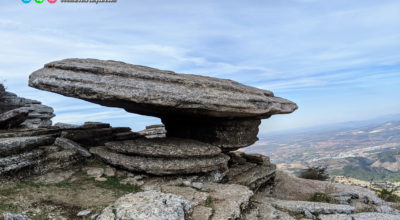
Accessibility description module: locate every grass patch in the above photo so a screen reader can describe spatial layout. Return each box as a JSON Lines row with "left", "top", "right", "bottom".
{"left": 0, "top": 200, "right": 20, "bottom": 213}
{"left": 309, "top": 192, "right": 338, "bottom": 204}
{"left": 32, "top": 213, "right": 49, "bottom": 220}
{"left": 94, "top": 177, "right": 141, "bottom": 196}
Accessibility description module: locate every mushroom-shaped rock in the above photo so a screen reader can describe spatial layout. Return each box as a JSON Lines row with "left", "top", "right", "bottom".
{"left": 29, "top": 58, "right": 298, "bottom": 150}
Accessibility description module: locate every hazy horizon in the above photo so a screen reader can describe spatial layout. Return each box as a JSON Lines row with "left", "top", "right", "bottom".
{"left": 1, "top": 0, "right": 399, "bottom": 133}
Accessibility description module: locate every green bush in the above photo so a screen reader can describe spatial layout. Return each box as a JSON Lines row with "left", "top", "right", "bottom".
{"left": 375, "top": 187, "right": 400, "bottom": 202}
{"left": 309, "top": 192, "right": 338, "bottom": 204}
{"left": 299, "top": 166, "right": 329, "bottom": 181}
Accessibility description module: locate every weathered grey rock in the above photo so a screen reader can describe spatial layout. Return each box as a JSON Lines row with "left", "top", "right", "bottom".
{"left": 90, "top": 146, "right": 229, "bottom": 175}
{"left": 0, "top": 128, "right": 61, "bottom": 139}
{"left": 86, "top": 167, "right": 105, "bottom": 178}
{"left": 29, "top": 58, "right": 297, "bottom": 119}
{"left": 319, "top": 213, "right": 400, "bottom": 220}
{"left": 318, "top": 214, "right": 352, "bottom": 220}
{"left": 242, "top": 203, "right": 296, "bottom": 220}
{"left": 77, "top": 210, "right": 92, "bottom": 217}
{"left": 54, "top": 122, "right": 79, "bottom": 129}
{"left": 351, "top": 212, "right": 400, "bottom": 220}
{"left": 60, "top": 128, "right": 113, "bottom": 147}
{"left": 3, "top": 213, "right": 32, "bottom": 220}
{"left": 0, "top": 107, "right": 30, "bottom": 129}
{"left": 0, "top": 135, "right": 55, "bottom": 157}
{"left": 329, "top": 192, "right": 359, "bottom": 205}
{"left": 105, "top": 137, "right": 221, "bottom": 158}
{"left": 163, "top": 117, "right": 261, "bottom": 151}
{"left": 0, "top": 91, "right": 54, "bottom": 128}
{"left": 265, "top": 198, "right": 355, "bottom": 215}
{"left": 0, "top": 149, "right": 44, "bottom": 175}
{"left": 29, "top": 59, "right": 297, "bottom": 150}
{"left": 96, "top": 191, "right": 192, "bottom": 220}
{"left": 55, "top": 137, "right": 91, "bottom": 157}
{"left": 226, "top": 152, "right": 276, "bottom": 191}
{"left": 202, "top": 183, "right": 253, "bottom": 220}
{"left": 138, "top": 124, "right": 166, "bottom": 139}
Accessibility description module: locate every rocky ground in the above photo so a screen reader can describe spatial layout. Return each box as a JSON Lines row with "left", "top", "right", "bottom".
{"left": 1, "top": 168, "right": 400, "bottom": 219}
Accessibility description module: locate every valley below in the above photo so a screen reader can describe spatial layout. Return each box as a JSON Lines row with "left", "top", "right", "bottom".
{"left": 246, "top": 119, "right": 400, "bottom": 187}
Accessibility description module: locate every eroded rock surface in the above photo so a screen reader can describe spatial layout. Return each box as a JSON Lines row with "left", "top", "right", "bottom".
{"left": 90, "top": 146, "right": 229, "bottom": 175}
{"left": 29, "top": 58, "right": 297, "bottom": 119}
{"left": 96, "top": 191, "right": 192, "bottom": 220}
{"left": 105, "top": 137, "right": 221, "bottom": 158}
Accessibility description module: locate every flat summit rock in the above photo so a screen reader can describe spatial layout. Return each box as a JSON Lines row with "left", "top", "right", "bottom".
{"left": 29, "top": 58, "right": 297, "bottom": 119}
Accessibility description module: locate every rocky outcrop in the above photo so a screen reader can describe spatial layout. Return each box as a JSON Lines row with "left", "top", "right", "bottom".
{"left": 104, "top": 138, "right": 221, "bottom": 158}
{"left": 29, "top": 58, "right": 297, "bottom": 119}
{"left": 90, "top": 146, "right": 229, "bottom": 175}
{"left": 29, "top": 58, "right": 297, "bottom": 151}
{"left": 96, "top": 191, "right": 192, "bottom": 220}
{"left": 0, "top": 89, "right": 54, "bottom": 129}
{"left": 225, "top": 152, "right": 276, "bottom": 191}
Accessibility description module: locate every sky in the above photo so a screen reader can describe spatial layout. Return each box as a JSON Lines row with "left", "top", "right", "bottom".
{"left": 0, "top": 0, "right": 399, "bottom": 134}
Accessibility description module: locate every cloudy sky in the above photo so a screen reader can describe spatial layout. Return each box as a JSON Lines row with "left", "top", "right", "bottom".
{"left": 0, "top": 0, "right": 399, "bottom": 134}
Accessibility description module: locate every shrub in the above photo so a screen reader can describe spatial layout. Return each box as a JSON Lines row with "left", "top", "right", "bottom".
{"left": 299, "top": 166, "right": 329, "bottom": 181}
{"left": 375, "top": 187, "right": 400, "bottom": 202}
{"left": 309, "top": 192, "right": 338, "bottom": 204}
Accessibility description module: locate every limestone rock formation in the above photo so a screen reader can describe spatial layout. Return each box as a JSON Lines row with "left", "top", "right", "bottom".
{"left": 104, "top": 138, "right": 221, "bottom": 158}
{"left": 226, "top": 152, "right": 276, "bottom": 191}
{"left": 0, "top": 107, "right": 30, "bottom": 129}
{"left": 29, "top": 58, "right": 297, "bottom": 150}
{"left": 90, "top": 146, "right": 229, "bottom": 175}
{"left": 96, "top": 191, "right": 192, "bottom": 220}
{"left": 0, "top": 85, "right": 54, "bottom": 128}
{"left": 29, "top": 58, "right": 297, "bottom": 118}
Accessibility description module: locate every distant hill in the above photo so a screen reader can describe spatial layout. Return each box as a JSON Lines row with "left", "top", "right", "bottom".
{"left": 246, "top": 118, "right": 400, "bottom": 182}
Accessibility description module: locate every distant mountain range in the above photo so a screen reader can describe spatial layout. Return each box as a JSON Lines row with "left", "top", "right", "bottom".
{"left": 246, "top": 115, "right": 400, "bottom": 182}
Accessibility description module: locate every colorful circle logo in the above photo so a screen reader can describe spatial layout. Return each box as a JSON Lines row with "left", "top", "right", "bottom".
{"left": 22, "top": 0, "right": 31, "bottom": 3}
{"left": 48, "top": 0, "right": 57, "bottom": 3}
{"left": 35, "top": 0, "right": 44, "bottom": 3}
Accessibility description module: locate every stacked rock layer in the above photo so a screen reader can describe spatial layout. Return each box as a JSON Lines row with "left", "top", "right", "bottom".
{"left": 0, "top": 84, "right": 54, "bottom": 129}
{"left": 28, "top": 58, "right": 297, "bottom": 179}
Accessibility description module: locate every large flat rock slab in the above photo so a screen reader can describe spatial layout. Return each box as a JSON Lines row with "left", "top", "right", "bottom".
{"left": 105, "top": 137, "right": 221, "bottom": 158}
{"left": 90, "top": 147, "right": 229, "bottom": 175}
{"left": 29, "top": 58, "right": 297, "bottom": 119}
{"left": 0, "top": 135, "right": 55, "bottom": 157}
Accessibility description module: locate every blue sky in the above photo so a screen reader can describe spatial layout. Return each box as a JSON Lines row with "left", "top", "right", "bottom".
{"left": 0, "top": 0, "right": 399, "bottom": 133}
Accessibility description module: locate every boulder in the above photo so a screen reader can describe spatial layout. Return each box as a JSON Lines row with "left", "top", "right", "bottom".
{"left": 105, "top": 137, "right": 221, "bottom": 158}
{"left": 96, "top": 191, "right": 192, "bottom": 220}
{"left": 90, "top": 146, "right": 229, "bottom": 175}
{"left": 0, "top": 107, "right": 30, "bottom": 129}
